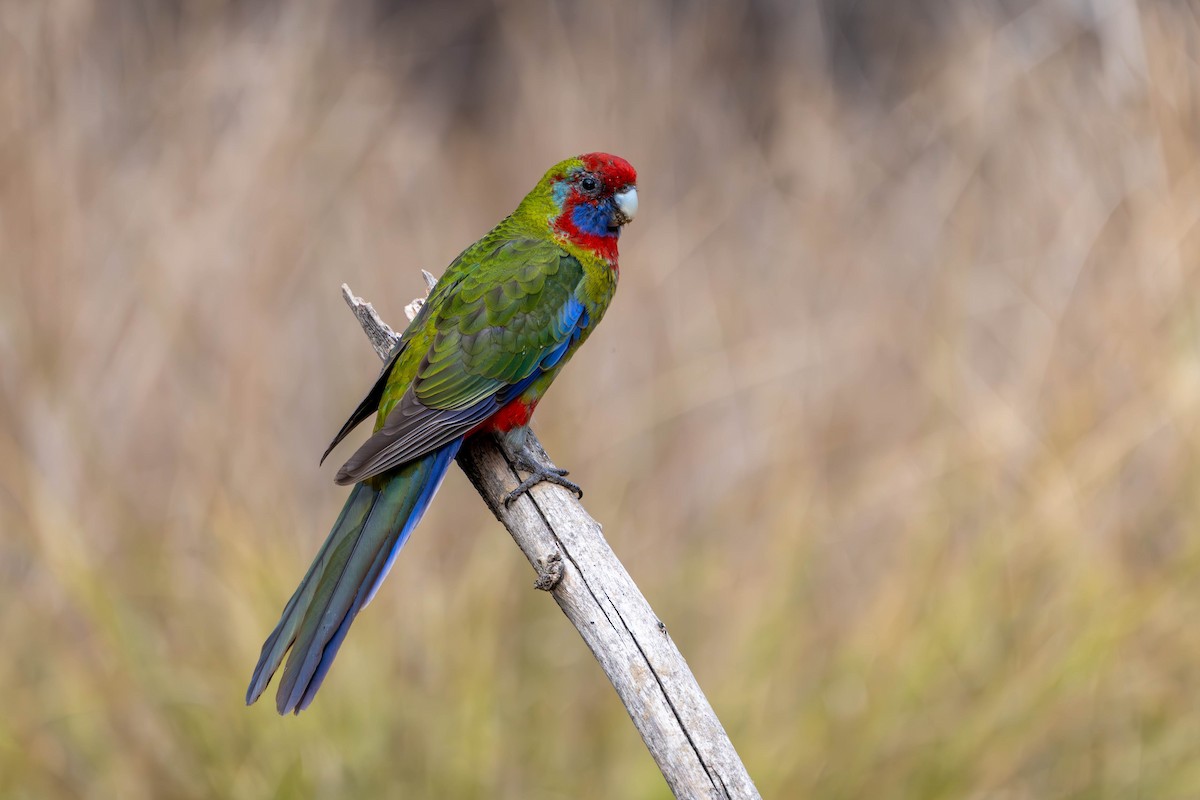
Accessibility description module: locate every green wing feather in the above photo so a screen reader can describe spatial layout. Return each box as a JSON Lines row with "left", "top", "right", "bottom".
{"left": 332, "top": 237, "right": 585, "bottom": 485}
{"left": 414, "top": 239, "right": 577, "bottom": 409}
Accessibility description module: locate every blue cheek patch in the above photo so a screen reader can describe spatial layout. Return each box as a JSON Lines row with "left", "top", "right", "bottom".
{"left": 571, "top": 200, "right": 617, "bottom": 238}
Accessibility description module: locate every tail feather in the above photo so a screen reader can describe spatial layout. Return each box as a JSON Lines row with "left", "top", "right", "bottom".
{"left": 245, "top": 483, "right": 375, "bottom": 706}
{"left": 246, "top": 439, "right": 462, "bottom": 714}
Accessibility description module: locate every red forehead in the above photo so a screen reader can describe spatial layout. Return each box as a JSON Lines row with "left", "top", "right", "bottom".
{"left": 580, "top": 152, "right": 637, "bottom": 187}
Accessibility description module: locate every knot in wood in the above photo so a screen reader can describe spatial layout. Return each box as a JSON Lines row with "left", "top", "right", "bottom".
{"left": 533, "top": 551, "right": 565, "bottom": 591}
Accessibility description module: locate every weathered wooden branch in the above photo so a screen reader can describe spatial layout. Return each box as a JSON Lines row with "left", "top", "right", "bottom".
{"left": 341, "top": 283, "right": 760, "bottom": 800}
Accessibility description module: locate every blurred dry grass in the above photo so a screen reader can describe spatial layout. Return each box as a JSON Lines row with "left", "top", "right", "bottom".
{"left": 3, "top": 0, "right": 1200, "bottom": 797}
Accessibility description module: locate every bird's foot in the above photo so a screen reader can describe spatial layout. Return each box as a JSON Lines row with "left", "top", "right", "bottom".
{"left": 503, "top": 445, "right": 583, "bottom": 506}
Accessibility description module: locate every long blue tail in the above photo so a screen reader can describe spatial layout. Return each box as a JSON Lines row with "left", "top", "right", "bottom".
{"left": 246, "top": 439, "right": 462, "bottom": 714}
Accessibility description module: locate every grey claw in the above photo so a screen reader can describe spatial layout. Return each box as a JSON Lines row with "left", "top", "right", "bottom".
{"left": 504, "top": 469, "right": 583, "bottom": 506}
{"left": 498, "top": 433, "right": 584, "bottom": 506}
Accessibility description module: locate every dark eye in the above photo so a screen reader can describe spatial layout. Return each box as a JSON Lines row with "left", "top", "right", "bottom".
{"left": 580, "top": 175, "right": 599, "bottom": 193}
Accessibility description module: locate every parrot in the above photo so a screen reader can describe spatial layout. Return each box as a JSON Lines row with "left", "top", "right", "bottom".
{"left": 246, "top": 152, "right": 638, "bottom": 715}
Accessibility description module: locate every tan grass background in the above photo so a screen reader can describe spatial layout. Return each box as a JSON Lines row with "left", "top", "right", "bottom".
{"left": 3, "top": 1, "right": 1200, "bottom": 797}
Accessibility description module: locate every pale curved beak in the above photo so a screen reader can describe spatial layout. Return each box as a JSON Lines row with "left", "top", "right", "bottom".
{"left": 613, "top": 185, "right": 638, "bottom": 225}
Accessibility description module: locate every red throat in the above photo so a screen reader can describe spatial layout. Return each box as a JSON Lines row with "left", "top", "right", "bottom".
{"left": 552, "top": 214, "right": 621, "bottom": 263}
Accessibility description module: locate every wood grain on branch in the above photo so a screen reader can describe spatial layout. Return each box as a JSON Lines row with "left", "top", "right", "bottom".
{"left": 340, "top": 282, "right": 760, "bottom": 800}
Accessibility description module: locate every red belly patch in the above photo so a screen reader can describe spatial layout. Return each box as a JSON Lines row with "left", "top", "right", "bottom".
{"left": 469, "top": 397, "right": 540, "bottom": 435}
